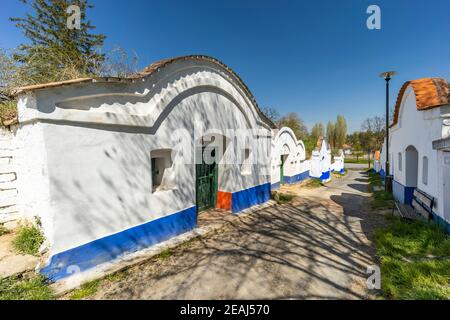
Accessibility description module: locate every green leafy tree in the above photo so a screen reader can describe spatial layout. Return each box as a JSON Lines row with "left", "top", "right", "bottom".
{"left": 278, "top": 112, "right": 309, "bottom": 140}
{"left": 10, "top": 0, "right": 106, "bottom": 84}
{"left": 334, "top": 115, "right": 347, "bottom": 149}
{"left": 326, "top": 121, "right": 335, "bottom": 149}
{"left": 361, "top": 115, "right": 385, "bottom": 150}
{"left": 311, "top": 122, "right": 324, "bottom": 144}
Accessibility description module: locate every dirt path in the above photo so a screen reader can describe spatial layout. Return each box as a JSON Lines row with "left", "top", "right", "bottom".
{"left": 88, "top": 170, "right": 386, "bottom": 300}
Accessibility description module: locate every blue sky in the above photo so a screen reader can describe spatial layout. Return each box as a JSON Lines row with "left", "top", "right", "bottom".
{"left": 1, "top": 0, "right": 450, "bottom": 132}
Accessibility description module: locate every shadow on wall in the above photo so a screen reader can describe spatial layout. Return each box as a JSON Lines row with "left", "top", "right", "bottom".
{"left": 40, "top": 71, "right": 271, "bottom": 280}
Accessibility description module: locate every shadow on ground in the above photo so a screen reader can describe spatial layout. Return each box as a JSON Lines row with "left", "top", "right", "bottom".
{"left": 88, "top": 171, "right": 387, "bottom": 300}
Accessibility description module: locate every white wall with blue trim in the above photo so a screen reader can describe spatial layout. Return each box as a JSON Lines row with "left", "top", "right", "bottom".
{"left": 15, "top": 57, "right": 274, "bottom": 280}
{"left": 382, "top": 83, "right": 450, "bottom": 233}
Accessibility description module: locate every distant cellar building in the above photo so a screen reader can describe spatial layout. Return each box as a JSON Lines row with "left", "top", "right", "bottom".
{"left": 310, "top": 137, "right": 332, "bottom": 183}
{"left": 270, "top": 127, "right": 309, "bottom": 189}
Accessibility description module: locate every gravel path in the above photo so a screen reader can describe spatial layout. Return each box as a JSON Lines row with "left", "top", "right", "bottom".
{"left": 88, "top": 170, "right": 386, "bottom": 300}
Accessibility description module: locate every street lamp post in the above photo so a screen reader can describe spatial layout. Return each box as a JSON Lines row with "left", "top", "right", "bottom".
{"left": 379, "top": 71, "right": 396, "bottom": 192}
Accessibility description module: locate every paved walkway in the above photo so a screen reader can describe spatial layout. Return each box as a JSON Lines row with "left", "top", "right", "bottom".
{"left": 89, "top": 170, "right": 386, "bottom": 300}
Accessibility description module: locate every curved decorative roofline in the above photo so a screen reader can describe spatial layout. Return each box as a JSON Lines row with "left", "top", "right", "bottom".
{"left": 274, "top": 126, "right": 298, "bottom": 143}
{"left": 391, "top": 77, "right": 449, "bottom": 127}
{"left": 14, "top": 55, "right": 276, "bottom": 129}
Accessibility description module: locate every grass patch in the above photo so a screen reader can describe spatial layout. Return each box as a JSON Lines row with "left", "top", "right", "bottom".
{"left": 271, "top": 191, "right": 296, "bottom": 204}
{"left": 105, "top": 270, "right": 129, "bottom": 282}
{"left": 277, "top": 192, "right": 296, "bottom": 204}
{"left": 367, "top": 171, "right": 394, "bottom": 209}
{"left": 0, "top": 100, "right": 18, "bottom": 126}
{"left": 0, "top": 274, "right": 54, "bottom": 300}
{"left": 332, "top": 170, "right": 347, "bottom": 178}
{"left": 345, "top": 158, "right": 369, "bottom": 164}
{"left": 156, "top": 248, "right": 173, "bottom": 260}
{"left": 0, "top": 225, "right": 10, "bottom": 236}
{"left": 367, "top": 171, "right": 382, "bottom": 187}
{"left": 69, "top": 279, "right": 100, "bottom": 300}
{"left": 303, "top": 179, "right": 323, "bottom": 189}
{"left": 372, "top": 190, "right": 394, "bottom": 209}
{"left": 13, "top": 224, "right": 45, "bottom": 256}
{"left": 374, "top": 216, "right": 450, "bottom": 299}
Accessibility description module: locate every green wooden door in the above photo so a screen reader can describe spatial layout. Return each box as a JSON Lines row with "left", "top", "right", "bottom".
{"left": 196, "top": 147, "right": 218, "bottom": 212}
{"left": 280, "top": 156, "right": 285, "bottom": 185}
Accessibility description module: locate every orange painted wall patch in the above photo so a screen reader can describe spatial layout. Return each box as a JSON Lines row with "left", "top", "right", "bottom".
{"left": 217, "top": 191, "right": 232, "bottom": 211}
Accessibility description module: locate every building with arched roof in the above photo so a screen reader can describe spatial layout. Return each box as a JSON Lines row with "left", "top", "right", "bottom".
{"left": 270, "top": 127, "right": 309, "bottom": 189}
{"left": 331, "top": 149, "right": 345, "bottom": 174}
{"left": 310, "top": 137, "right": 332, "bottom": 182}
{"left": 387, "top": 77, "right": 450, "bottom": 233}
{"left": 14, "top": 55, "right": 276, "bottom": 280}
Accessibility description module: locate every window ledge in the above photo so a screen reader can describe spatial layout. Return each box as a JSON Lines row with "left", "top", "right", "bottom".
{"left": 152, "top": 185, "right": 178, "bottom": 194}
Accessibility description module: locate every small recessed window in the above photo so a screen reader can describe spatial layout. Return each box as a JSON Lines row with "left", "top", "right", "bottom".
{"left": 151, "top": 149, "right": 173, "bottom": 192}
{"left": 422, "top": 156, "right": 428, "bottom": 185}
{"left": 398, "top": 152, "right": 402, "bottom": 171}
{"left": 241, "top": 148, "right": 251, "bottom": 175}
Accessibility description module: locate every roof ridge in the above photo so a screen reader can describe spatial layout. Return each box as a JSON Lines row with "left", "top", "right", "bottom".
{"left": 391, "top": 77, "right": 449, "bottom": 128}
{"left": 13, "top": 55, "right": 276, "bottom": 129}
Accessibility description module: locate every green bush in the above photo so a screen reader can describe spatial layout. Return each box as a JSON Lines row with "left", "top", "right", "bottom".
{"left": 13, "top": 224, "right": 45, "bottom": 256}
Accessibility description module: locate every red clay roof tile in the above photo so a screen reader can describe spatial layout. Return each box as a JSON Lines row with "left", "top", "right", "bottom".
{"left": 391, "top": 77, "right": 449, "bottom": 127}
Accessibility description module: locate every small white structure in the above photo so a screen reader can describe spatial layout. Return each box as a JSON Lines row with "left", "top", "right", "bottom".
{"left": 310, "top": 137, "right": 332, "bottom": 182}
{"left": 13, "top": 55, "right": 276, "bottom": 280}
{"left": 373, "top": 150, "right": 381, "bottom": 173}
{"left": 270, "top": 127, "right": 309, "bottom": 189}
{"left": 387, "top": 77, "right": 450, "bottom": 233}
{"left": 331, "top": 149, "right": 345, "bottom": 174}
{"left": 377, "top": 139, "right": 388, "bottom": 177}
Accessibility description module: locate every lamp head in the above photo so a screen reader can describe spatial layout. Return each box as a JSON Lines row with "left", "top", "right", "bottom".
{"left": 379, "top": 71, "right": 397, "bottom": 80}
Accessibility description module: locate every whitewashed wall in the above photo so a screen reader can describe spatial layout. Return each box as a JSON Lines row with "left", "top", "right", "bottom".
{"left": 16, "top": 58, "right": 273, "bottom": 270}
{"left": 0, "top": 127, "right": 19, "bottom": 226}
{"left": 389, "top": 85, "right": 449, "bottom": 221}
{"left": 310, "top": 139, "right": 331, "bottom": 181}
{"left": 331, "top": 151, "right": 345, "bottom": 173}
{"left": 270, "top": 127, "right": 308, "bottom": 186}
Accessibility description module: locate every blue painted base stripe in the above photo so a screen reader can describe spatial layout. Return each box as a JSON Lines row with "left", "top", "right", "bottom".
{"left": 320, "top": 170, "right": 331, "bottom": 182}
{"left": 232, "top": 183, "right": 271, "bottom": 213}
{"left": 271, "top": 182, "right": 280, "bottom": 190}
{"left": 40, "top": 206, "right": 197, "bottom": 281}
{"left": 392, "top": 180, "right": 416, "bottom": 205}
{"left": 431, "top": 212, "right": 450, "bottom": 235}
{"left": 283, "top": 171, "right": 310, "bottom": 185}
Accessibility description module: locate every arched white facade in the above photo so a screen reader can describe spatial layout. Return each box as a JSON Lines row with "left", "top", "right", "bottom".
{"left": 331, "top": 149, "right": 345, "bottom": 174}
{"left": 387, "top": 78, "right": 450, "bottom": 233}
{"left": 15, "top": 56, "right": 275, "bottom": 280}
{"left": 310, "top": 138, "right": 332, "bottom": 182}
{"left": 270, "top": 127, "right": 310, "bottom": 188}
